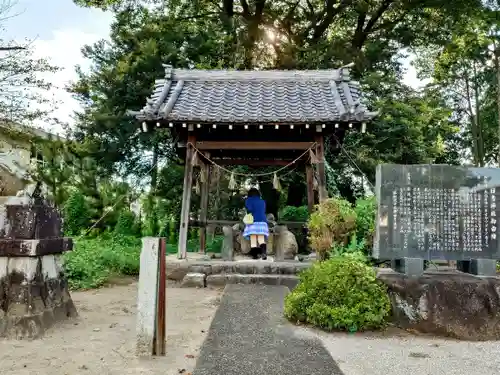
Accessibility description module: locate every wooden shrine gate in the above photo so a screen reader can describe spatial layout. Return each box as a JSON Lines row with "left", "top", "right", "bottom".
{"left": 130, "top": 66, "right": 376, "bottom": 260}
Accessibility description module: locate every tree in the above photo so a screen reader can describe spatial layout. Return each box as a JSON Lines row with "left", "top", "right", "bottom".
{"left": 67, "top": 0, "right": 487, "bottom": 212}
{"left": 0, "top": 0, "right": 60, "bottom": 125}
{"left": 413, "top": 7, "right": 500, "bottom": 166}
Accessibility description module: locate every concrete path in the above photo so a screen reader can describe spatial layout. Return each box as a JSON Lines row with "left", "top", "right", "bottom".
{"left": 192, "top": 284, "right": 344, "bottom": 375}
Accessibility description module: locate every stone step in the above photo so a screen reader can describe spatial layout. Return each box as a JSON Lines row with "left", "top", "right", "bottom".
{"left": 181, "top": 272, "right": 300, "bottom": 289}
{"left": 167, "top": 260, "right": 311, "bottom": 281}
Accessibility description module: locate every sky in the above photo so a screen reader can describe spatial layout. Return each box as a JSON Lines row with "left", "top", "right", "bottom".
{"left": 1, "top": 0, "right": 423, "bottom": 134}
{"left": 2, "top": 0, "right": 113, "bottom": 133}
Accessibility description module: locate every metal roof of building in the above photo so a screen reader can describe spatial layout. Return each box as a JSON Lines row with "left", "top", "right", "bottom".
{"left": 131, "top": 65, "right": 377, "bottom": 124}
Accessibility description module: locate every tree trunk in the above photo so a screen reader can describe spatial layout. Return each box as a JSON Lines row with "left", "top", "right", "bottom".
{"left": 472, "top": 63, "right": 485, "bottom": 166}
{"left": 495, "top": 40, "right": 500, "bottom": 167}
{"left": 464, "top": 74, "right": 480, "bottom": 166}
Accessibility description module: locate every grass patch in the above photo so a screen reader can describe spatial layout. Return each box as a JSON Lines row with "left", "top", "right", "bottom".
{"left": 64, "top": 234, "right": 141, "bottom": 290}
{"left": 64, "top": 234, "right": 223, "bottom": 290}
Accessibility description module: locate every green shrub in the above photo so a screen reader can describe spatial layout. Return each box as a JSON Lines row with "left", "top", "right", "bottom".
{"left": 331, "top": 234, "right": 368, "bottom": 263}
{"left": 307, "top": 198, "right": 356, "bottom": 259}
{"left": 279, "top": 205, "right": 309, "bottom": 222}
{"left": 114, "top": 209, "right": 140, "bottom": 237}
{"left": 354, "top": 196, "right": 377, "bottom": 249}
{"left": 63, "top": 190, "right": 90, "bottom": 236}
{"left": 284, "top": 257, "right": 391, "bottom": 332}
{"left": 64, "top": 234, "right": 141, "bottom": 290}
{"left": 206, "top": 235, "right": 223, "bottom": 253}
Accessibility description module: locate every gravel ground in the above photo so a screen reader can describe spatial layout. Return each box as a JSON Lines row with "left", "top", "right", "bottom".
{"left": 2, "top": 281, "right": 500, "bottom": 375}
{"left": 0, "top": 280, "right": 222, "bottom": 375}
{"left": 297, "top": 327, "right": 500, "bottom": 375}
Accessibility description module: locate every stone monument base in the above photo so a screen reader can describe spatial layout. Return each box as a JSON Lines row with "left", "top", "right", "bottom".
{"left": 377, "top": 268, "right": 500, "bottom": 340}
{"left": 0, "top": 242, "right": 77, "bottom": 339}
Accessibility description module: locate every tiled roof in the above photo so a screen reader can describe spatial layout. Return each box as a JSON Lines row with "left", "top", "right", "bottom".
{"left": 131, "top": 65, "right": 377, "bottom": 124}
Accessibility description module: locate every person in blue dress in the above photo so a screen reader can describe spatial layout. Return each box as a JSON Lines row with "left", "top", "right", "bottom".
{"left": 243, "top": 188, "right": 268, "bottom": 260}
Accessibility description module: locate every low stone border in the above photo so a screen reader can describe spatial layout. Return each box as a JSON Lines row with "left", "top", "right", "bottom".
{"left": 167, "top": 260, "right": 311, "bottom": 282}
{"left": 179, "top": 272, "right": 300, "bottom": 289}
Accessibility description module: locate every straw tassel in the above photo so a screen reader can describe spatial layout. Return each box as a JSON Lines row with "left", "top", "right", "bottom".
{"left": 273, "top": 172, "right": 282, "bottom": 191}
{"left": 228, "top": 172, "right": 237, "bottom": 190}
{"left": 309, "top": 149, "right": 319, "bottom": 164}
{"left": 313, "top": 176, "right": 318, "bottom": 191}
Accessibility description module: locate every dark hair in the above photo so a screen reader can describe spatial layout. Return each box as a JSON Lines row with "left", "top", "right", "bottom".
{"left": 247, "top": 188, "right": 261, "bottom": 197}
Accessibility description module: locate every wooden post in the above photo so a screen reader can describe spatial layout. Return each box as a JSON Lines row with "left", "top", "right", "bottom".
{"left": 154, "top": 237, "right": 166, "bottom": 355}
{"left": 199, "top": 156, "right": 211, "bottom": 253}
{"left": 306, "top": 163, "right": 315, "bottom": 213}
{"left": 315, "top": 134, "right": 328, "bottom": 202}
{"left": 178, "top": 135, "right": 196, "bottom": 259}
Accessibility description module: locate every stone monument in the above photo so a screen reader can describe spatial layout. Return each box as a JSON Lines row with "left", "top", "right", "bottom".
{"left": 374, "top": 164, "right": 500, "bottom": 276}
{"left": 373, "top": 164, "right": 500, "bottom": 340}
{"left": 0, "top": 124, "right": 77, "bottom": 339}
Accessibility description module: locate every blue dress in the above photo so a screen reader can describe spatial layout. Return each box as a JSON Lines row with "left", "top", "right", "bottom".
{"left": 243, "top": 196, "right": 269, "bottom": 239}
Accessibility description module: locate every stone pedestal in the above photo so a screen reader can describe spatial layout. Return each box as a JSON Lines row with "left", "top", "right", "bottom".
{"left": 378, "top": 268, "right": 500, "bottom": 340}
{"left": 0, "top": 201, "right": 77, "bottom": 339}
{"left": 273, "top": 225, "right": 298, "bottom": 261}
{"left": 221, "top": 226, "right": 234, "bottom": 261}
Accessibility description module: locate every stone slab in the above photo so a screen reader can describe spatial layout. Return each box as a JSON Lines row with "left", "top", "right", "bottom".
{"left": 181, "top": 272, "right": 206, "bottom": 288}
{"left": 0, "top": 238, "right": 73, "bottom": 257}
{"left": 192, "top": 284, "right": 343, "bottom": 375}
{"left": 374, "top": 164, "right": 500, "bottom": 261}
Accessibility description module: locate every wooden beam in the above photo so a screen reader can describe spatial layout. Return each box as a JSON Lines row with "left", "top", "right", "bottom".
{"left": 211, "top": 159, "right": 297, "bottom": 166}
{"left": 315, "top": 134, "right": 328, "bottom": 202}
{"left": 306, "top": 164, "right": 315, "bottom": 212}
{"left": 189, "top": 219, "right": 307, "bottom": 229}
{"left": 195, "top": 141, "right": 314, "bottom": 150}
{"left": 178, "top": 134, "right": 196, "bottom": 259}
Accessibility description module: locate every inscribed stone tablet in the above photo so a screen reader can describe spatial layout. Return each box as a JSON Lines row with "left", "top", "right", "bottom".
{"left": 373, "top": 164, "right": 500, "bottom": 261}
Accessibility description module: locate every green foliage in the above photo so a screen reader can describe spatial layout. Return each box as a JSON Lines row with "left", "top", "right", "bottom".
{"left": 206, "top": 235, "right": 223, "bottom": 253}
{"left": 114, "top": 209, "right": 140, "bottom": 236}
{"left": 307, "top": 198, "right": 357, "bottom": 259}
{"left": 67, "top": 0, "right": 488, "bottom": 218}
{"left": 284, "top": 257, "right": 391, "bottom": 332}
{"left": 330, "top": 235, "right": 369, "bottom": 264}
{"left": 279, "top": 205, "right": 309, "bottom": 222}
{"left": 63, "top": 190, "right": 91, "bottom": 236}
{"left": 64, "top": 234, "right": 141, "bottom": 289}
{"left": 354, "top": 196, "right": 377, "bottom": 249}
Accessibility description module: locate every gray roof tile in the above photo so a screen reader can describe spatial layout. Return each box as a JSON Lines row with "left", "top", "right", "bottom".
{"left": 132, "top": 66, "right": 377, "bottom": 123}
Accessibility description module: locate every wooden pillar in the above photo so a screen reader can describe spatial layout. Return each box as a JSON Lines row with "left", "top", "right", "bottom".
{"left": 199, "top": 155, "right": 211, "bottom": 253}
{"left": 306, "top": 163, "right": 315, "bottom": 213}
{"left": 178, "top": 135, "right": 196, "bottom": 259}
{"left": 315, "top": 134, "right": 328, "bottom": 202}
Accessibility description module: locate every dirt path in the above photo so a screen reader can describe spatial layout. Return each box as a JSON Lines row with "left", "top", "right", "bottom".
{"left": 1, "top": 281, "right": 222, "bottom": 375}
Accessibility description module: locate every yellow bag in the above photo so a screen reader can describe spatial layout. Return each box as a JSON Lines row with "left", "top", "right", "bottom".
{"left": 243, "top": 213, "right": 254, "bottom": 225}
